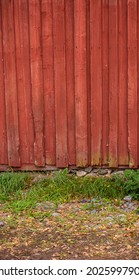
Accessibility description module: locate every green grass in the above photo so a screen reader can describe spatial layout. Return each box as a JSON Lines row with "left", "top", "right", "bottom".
{"left": 0, "top": 169, "right": 138, "bottom": 214}
{"left": 0, "top": 172, "right": 31, "bottom": 201}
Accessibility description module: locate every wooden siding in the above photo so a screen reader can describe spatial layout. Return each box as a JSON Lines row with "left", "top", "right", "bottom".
{"left": 0, "top": 0, "right": 139, "bottom": 170}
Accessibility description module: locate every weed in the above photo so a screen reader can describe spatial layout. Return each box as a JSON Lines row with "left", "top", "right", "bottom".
{"left": 123, "top": 170, "right": 139, "bottom": 200}
{"left": 110, "top": 169, "right": 139, "bottom": 200}
{"left": 29, "top": 211, "right": 51, "bottom": 220}
{"left": 81, "top": 202, "right": 95, "bottom": 211}
{"left": 6, "top": 216, "right": 17, "bottom": 229}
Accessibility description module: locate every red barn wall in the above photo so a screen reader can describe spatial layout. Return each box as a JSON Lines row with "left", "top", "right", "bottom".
{"left": 0, "top": 0, "right": 138, "bottom": 170}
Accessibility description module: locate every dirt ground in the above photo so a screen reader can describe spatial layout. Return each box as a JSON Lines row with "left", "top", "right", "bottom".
{"left": 0, "top": 200, "right": 139, "bottom": 260}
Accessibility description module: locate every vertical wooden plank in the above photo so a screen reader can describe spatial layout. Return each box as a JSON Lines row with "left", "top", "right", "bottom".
{"left": 65, "top": 0, "right": 75, "bottom": 166}
{"left": 41, "top": 0, "right": 56, "bottom": 165}
{"left": 102, "top": 0, "right": 109, "bottom": 166}
{"left": 118, "top": 0, "right": 128, "bottom": 165}
{"left": 128, "top": 0, "right": 137, "bottom": 168}
{"left": 74, "top": 0, "right": 88, "bottom": 167}
{"left": 14, "top": 0, "right": 34, "bottom": 164}
{"left": 90, "top": 0, "right": 102, "bottom": 166}
{"left": 52, "top": 0, "right": 68, "bottom": 167}
{"left": 1, "top": 0, "right": 20, "bottom": 167}
{"left": 138, "top": 0, "right": 139, "bottom": 167}
{"left": 109, "top": 0, "right": 118, "bottom": 167}
{"left": 86, "top": 0, "right": 91, "bottom": 166}
{"left": 29, "top": 0, "right": 45, "bottom": 166}
{"left": 0, "top": 1, "right": 7, "bottom": 164}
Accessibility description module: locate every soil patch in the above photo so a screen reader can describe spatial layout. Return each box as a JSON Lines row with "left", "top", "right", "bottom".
{"left": 0, "top": 200, "right": 139, "bottom": 259}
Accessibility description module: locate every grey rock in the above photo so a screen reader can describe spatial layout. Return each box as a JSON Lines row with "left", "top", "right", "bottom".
{"left": 46, "top": 166, "right": 58, "bottom": 171}
{"left": 86, "top": 172, "right": 98, "bottom": 178}
{"left": 118, "top": 214, "right": 126, "bottom": 217}
{"left": 117, "top": 214, "right": 127, "bottom": 222}
{"left": 0, "top": 221, "right": 4, "bottom": 226}
{"left": 93, "top": 202, "right": 102, "bottom": 207}
{"left": 36, "top": 203, "right": 42, "bottom": 207}
{"left": 93, "top": 224, "right": 101, "bottom": 229}
{"left": 108, "top": 222, "right": 113, "bottom": 226}
{"left": 79, "top": 199, "right": 91, "bottom": 203}
{"left": 105, "top": 216, "right": 114, "bottom": 221}
{"left": 134, "top": 221, "right": 139, "bottom": 227}
{"left": 44, "top": 206, "right": 50, "bottom": 210}
{"left": 132, "top": 204, "right": 138, "bottom": 210}
{"left": 69, "top": 167, "right": 78, "bottom": 170}
{"left": 108, "top": 169, "right": 114, "bottom": 174}
{"left": 112, "top": 170, "right": 124, "bottom": 176}
{"left": 85, "top": 166, "right": 92, "bottom": 173}
{"left": 69, "top": 170, "right": 77, "bottom": 174}
{"left": 125, "top": 202, "right": 130, "bottom": 206}
{"left": 98, "top": 169, "right": 108, "bottom": 175}
{"left": 91, "top": 198, "right": 98, "bottom": 203}
{"left": 36, "top": 201, "right": 55, "bottom": 211}
{"left": 120, "top": 203, "right": 128, "bottom": 209}
{"left": 121, "top": 201, "right": 138, "bottom": 212}
{"left": 73, "top": 207, "right": 80, "bottom": 212}
{"left": 45, "top": 201, "right": 55, "bottom": 207}
{"left": 119, "top": 218, "right": 126, "bottom": 222}
{"left": 69, "top": 167, "right": 80, "bottom": 174}
{"left": 124, "top": 208, "right": 132, "bottom": 213}
{"left": 91, "top": 210, "right": 97, "bottom": 214}
{"left": 124, "top": 195, "right": 132, "bottom": 203}
{"left": 52, "top": 212, "right": 61, "bottom": 217}
{"left": 126, "top": 202, "right": 135, "bottom": 209}
{"left": 76, "top": 170, "right": 87, "bottom": 177}
{"left": 92, "top": 169, "right": 100, "bottom": 173}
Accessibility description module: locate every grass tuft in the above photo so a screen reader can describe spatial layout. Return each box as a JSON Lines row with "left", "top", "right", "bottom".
{"left": 0, "top": 169, "right": 139, "bottom": 214}
{"left": 0, "top": 172, "right": 31, "bottom": 202}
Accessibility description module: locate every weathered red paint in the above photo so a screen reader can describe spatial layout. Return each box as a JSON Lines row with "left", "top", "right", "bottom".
{"left": 0, "top": 1, "right": 7, "bottom": 164}
{"left": 90, "top": 0, "right": 102, "bottom": 166}
{"left": 102, "top": 0, "right": 109, "bottom": 166}
{"left": 52, "top": 0, "right": 68, "bottom": 167}
{"left": 29, "top": 0, "right": 45, "bottom": 166}
{"left": 109, "top": 0, "right": 118, "bottom": 167}
{"left": 14, "top": 0, "right": 34, "bottom": 164}
{"left": 86, "top": 0, "right": 91, "bottom": 166}
{"left": 41, "top": 0, "right": 56, "bottom": 165}
{"left": 138, "top": 0, "right": 139, "bottom": 167}
{"left": 65, "top": 0, "right": 76, "bottom": 166}
{"left": 127, "top": 0, "right": 138, "bottom": 168}
{"left": 0, "top": 0, "right": 139, "bottom": 170}
{"left": 118, "top": 0, "right": 128, "bottom": 165}
{"left": 74, "top": 0, "right": 88, "bottom": 167}
{"left": 1, "top": 0, "right": 20, "bottom": 167}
